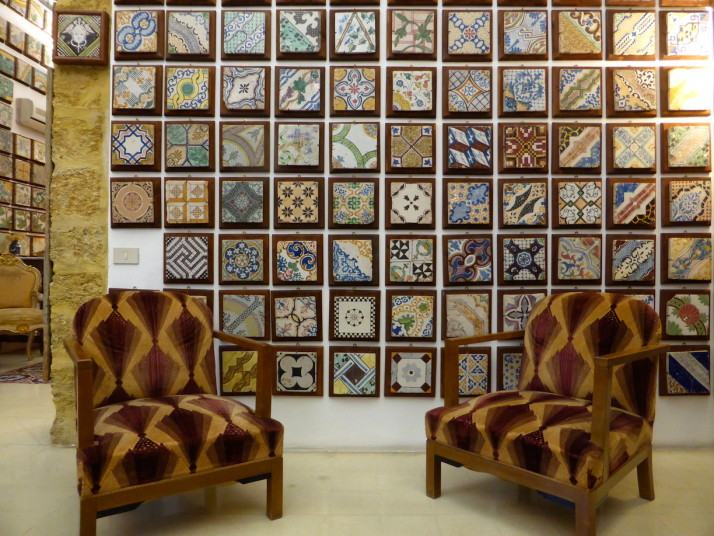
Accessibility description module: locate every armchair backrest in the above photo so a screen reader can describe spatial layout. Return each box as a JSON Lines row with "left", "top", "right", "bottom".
{"left": 520, "top": 292, "right": 661, "bottom": 422}
{"left": 0, "top": 253, "right": 40, "bottom": 309}
{"left": 72, "top": 291, "right": 217, "bottom": 408}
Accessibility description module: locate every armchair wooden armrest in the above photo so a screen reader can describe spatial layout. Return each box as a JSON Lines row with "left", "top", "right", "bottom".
{"left": 213, "top": 331, "right": 274, "bottom": 420}
{"left": 64, "top": 337, "right": 95, "bottom": 450}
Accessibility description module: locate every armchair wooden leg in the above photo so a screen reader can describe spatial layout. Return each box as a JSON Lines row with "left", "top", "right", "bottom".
{"left": 426, "top": 441, "right": 442, "bottom": 499}
{"left": 637, "top": 453, "right": 655, "bottom": 501}
{"left": 575, "top": 494, "right": 596, "bottom": 536}
{"left": 79, "top": 500, "right": 97, "bottom": 536}
{"left": 26, "top": 330, "right": 35, "bottom": 360}
{"left": 266, "top": 457, "right": 283, "bottom": 520}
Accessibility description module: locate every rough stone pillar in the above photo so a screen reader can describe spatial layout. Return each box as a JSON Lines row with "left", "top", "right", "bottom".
{"left": 49, "top": 0, "right": 111, "bottom": 445}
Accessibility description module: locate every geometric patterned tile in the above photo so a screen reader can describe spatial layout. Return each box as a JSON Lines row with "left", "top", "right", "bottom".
{"left": 445, "top": 125, "right": 492, "bottom": 173}
{"left": 557, "top": 68, "right": 601, "bottom": 113}
{"left": 330, "top": 349, "right": 379, "bottom": 397}
{"left": 385, "top": 347, "right": 435, "bottom": 396}
{"left": 446, "top": 68, "right": 491, "bottom": 115}
{"left": 164, "top": 233, "right": 212, "bottom": 283}
{"left": 611, "top": 125, "right": 656, "bottom": 171}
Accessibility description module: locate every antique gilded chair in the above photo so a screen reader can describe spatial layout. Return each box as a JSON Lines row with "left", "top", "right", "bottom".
{"left": 426, "top": 292, "right": 668, "bottom": 536}
{"left": 65, "top": 291, "right": 283, "bottom": 536}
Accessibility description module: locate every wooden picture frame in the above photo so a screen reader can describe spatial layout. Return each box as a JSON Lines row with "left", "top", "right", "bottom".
{"left": 607, "top": 0, "right": 654, "bottom": 6}
{"left": 273, "top": 177, "right": 325, "bottom": 229}
{"left": 498, "top": 66, "right": 548, "bottom": 118}
{"left": 163, "top": 232, "right": 214, "bottom": 285}
{"left": 439, "top": 346, "right": 492, "bottom": 399}
{"left": 110, "top": 177, "right": 162, "bottom": 229}
{"left": 659, "top": 345, "right": 711, "bottom": 396}
{"left": 385, "top": 178, "right": 436, "bottom": 230}
{"left": 329, "top": 346, "right": 381, "bottom": 397}
{"left": 385, "top": 234, "right": 437, "bottom": 286}
{"left": 442, "top": 178, "right": 493, "bottom": 230}
{"left": 165, "top": 10, "right": 216, "bottom": 62}
{"left": 606, "top": 10, "right": 657, "bottom": 61}
{"left": 496, "top": 346, "right": 524, "bottom": 391}
{"left": 442, "top": 67, "right": 493, "bottom": 119}
{"left": 551, "top": 123, "right": 602, "bottom": 174}
{"left": 165, "top": 66, "right": 215, "bottom": 117}
{"left": 110, "top": 121, "right": 162, "bottom": 172}
{"left": 218, "top": 344, "right": 259, "bottom": 396}
{"left": 275, "top": 66, "right": 326, "bottom": 118}
{"left": 497, "top": 289, "right": 547, "bottom": 332}
{"left": 498, "top": 234, "right": 549, "bottom": 286}
{"left": 661, "top": 123, "right": 712, "bottom": 173}
{"left": 163, "top": 177, "right": 216, "bottom": 229}
{"left": 220, "top": 121, "right": 270, "bottom": 172}
{"left": 442, "top": 234, "right": 494, "bottom": 286}
{"left": 551, "top": 234, "right": 603, "bottom": 286}
{"left": 386, "top": 67, "right": 437, "bottom": 119}
{"left": 53, "top": 11, "right": 110, "bottom": 65}
{"left": 498, "top": 123, "right": 549, "bottom": 174}
{"left": 606, "top": 123, "right": 657, "bottom": 174}
{"left": 552, "top": 67, "right": 602, "bottom": 118}
{"left": 607, "top": 178, "right": 657, "bottom": 229}
{"left": 443, "top": 0, "right": 491, "bottom": 5}
{"left": 386, "top": 289, "right": 438, "bottom": 342}
{"left": 164, "top": 121, "right": 215, "bottom": 172}
{"left": 386, "top": 123, "right": 436, "bottom": 174}
{"left": 112, "top": 65, "right": 163, "bottom": 116}
{"left": 223, "top": 0, "right": 271, "bottom": 5}
{"left": 552, "top": 178, "right": 603, "bottom": 229}
{"left": 442, "top": 10, "right": 493, "bottom": 62}
{"left": 329, "top": 122, "right": 381, "bottom": 174}
{"left": 499, "top": 178, "right": 548, "bottom": 229}
{"left": 272, "top": 234, "right": 324, "bottom": 286}
{"left": 219, "top": 177, "right": 270, "bottom": 230}
{"left": 384, "top": 345, "right": 436, "bottom": 398}
{"left": 661, "top": 233, "right": 713, "bottom": 284}
{"left": 660, "top": 289, "right": 711, "bottom": 341}
{"left": 270, "top": 289, "right": 323, "bottom": 342}
{"left": 441, "top": 289, "right": 491, "bottom": 340}
{"left": 164, "top": 288, "right": 214, "bottom": 315}
{"left": 330, "top": 9, "right": 380, "bottom": 61}
{"left": 330, "top": 0, "right": 379, "bottom": 5}
{"left": 328, "top": 178, "right": 380, "bottom": 230}
{"left": 218, "top": 289, "right": 270, "bottom": 341}
{"left": 273, "top": 346, "right": 324, "bottom": 397}
{"left": 328, "top": 235, "right": 380, "bottom": 286}
{"left": 274, "top": 122, "right": 324, "bottom": 173}
{"left": 659, "top": 10, "right": 711, "bottom": 61}
{"left": 220, "top": 66, "right": 271, "bottom": 117}
{"left": 551, "top": 10, "right": 603, "bottom": 61}
{"left": 606, "top": 67, "right": 658, "bottom": 118}
{"left": 217, "top": 234, "right": 270, "bottom": 285}
{"left": 221, "top": 10, "right": 271, "bottom": 61}
{"left": 661, "top": 177, "right": 712, "bottom": 227}
{"left": 114, "top": 9, "right": 165, "bottom": 60}
{"left": 13, "top": 134, "right": 31, "bottom": 160}
{"left": 276, "top": 9, "right": 326, "bottom": 60}
{"left": 661, "top": 67, "right": 712, "bottom": 117}
{"left": 387, "top": 8, "right": 438, "bottom": 61}
{"left": 498, "top": 10, "right": 549, "bottom": 61}
{"left": 605, "top": 234, "right": 657, "bottom": 286}
{"left": 330, "top": 66, "right": 381, "bottom": 118}
{"left": 329, "top": 289, "right": 381, "bottom": 341}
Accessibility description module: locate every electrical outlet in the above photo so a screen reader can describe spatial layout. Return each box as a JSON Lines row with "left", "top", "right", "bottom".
{"left": 113, "top": 248, "right": 139, "bottom": 264}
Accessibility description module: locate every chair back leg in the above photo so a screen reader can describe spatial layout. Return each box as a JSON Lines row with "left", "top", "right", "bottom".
{"left": 426, "top": 441, "right": 442, "bottom": 499}
{"left": 266, "top": 457, "right": 283, "bottom": 520}
{"left": 575, "top": 493, "right": 596, "bottom": 536}
{"left": 79, "top": 499, "right": 97, "bottom": 536}
{"left": 26, "top": 330, "right": 36, "bottom": 360}
{"left": 636, "top": 450, "right": 655, "bottom": 501}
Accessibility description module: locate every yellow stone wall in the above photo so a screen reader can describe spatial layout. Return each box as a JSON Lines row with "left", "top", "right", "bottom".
{"left": 49, "top": 0, "right": 111, "bottom": 445}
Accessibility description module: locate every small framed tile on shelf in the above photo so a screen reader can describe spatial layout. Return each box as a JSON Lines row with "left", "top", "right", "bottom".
{"left": 220, "top": 122, "right": 269, "bottom": 173}
{"left": 165, "top": 122, "right": 214, "bottom": 172}
{"left": 218, "top": 234, "right": 270, "bottom": 285}
{"left": 329, "top": 347, "right": 380, "bottom": 398}
{"left": 330, "top": 66, "right": 381, "bottom": 118}
{"left": 329, "top": 289, "right": 380, "bottom": 341}
{"left": 221, "top": 10, "right": 270, "bottom": 61}
{"left": 499, "top": 67, "right": 548, "bottom": 118}
{"left": 328, "top": 178, "right": 379, "bottom": 230}
{"left": 552, "top": 123, "right": 602, "bottom": 174}
{"left": 272, "top": 234, "right": 324, "bottom": 286}
{"left": 498, "top": 123, "right": 548, "bottom": 174}
{"left": 497, "top": 289, "right": 547, "bottom": 332}
{"left": 276, "top": 9, "right": 326, "bottom": 60}
{"left": 443, "top": 124, "right": 494, "bottom": 176}
{"left": 606, "top": 123, "right": 657, "bottom": 174}
{"left": 443, "top": 179, "right": 492, "bottom": 230}
{"left": 271, "top": 290, "right": 322, "bottom": 342}
{"left": 661, "top": 178, "right": 711, "bottom": 227}
{"left": 551, "top": 234, "right": 603, "bottom": 286}
{"left": 219, "top": 346, "right": 258, "bottom": 396}
{"left": 386, "top": 235, "right": 436, "bottom": 286}
{"left": 386, "top": 178, "right": 435, "bottom": 230}
{"left": 112, "top": 65, "right": 163, "bottom": 116}
{"left": 499, "top": 10, "right": 548, "bottom": 61}
{"left": 220, "top": 66, "right": 271, "bottom": 117}
{"left": 165, "top": 66, "right": 215, "bottom": 116}
{"left": 274, "top": 178, "right": 324, "bottom": 229}
{"left": 386, "top": 123, "right": 435, "bottom": 174}
{"left": 166, "top": 10, "right": 216, "bottom": 62}
{"left": 552, "top": 178, "right": 602, "bottom": 229}
{"left": 440, "top": 347, "right": 490, "bottom": 398}
{"left": 660, "top": 290, "right": 711, "bottom": 341}
{"left": 387, "top": 67, "right": 437, "bottom": 119}
{"left": 274, "top": 122, "right": 324, "bottom": 174}
{"left": 660, "top": 10, "right": 711, "bottom": 61}
{"left": 606, "top": 10, "right": 656, "bottom": 61}
{"left": 274, "top": 347, "right": 324, "bottom": 397}
{"left": 384, "top": 346, "right": 436, "bottom": 398}
{"left": 661, "top": 67, "right": 712, "bottom": 118}
{"left": 53, "top": 10, "right": 110, "bottom": 65}
{"left": 110, "top": 177, "right": 162, "bottom": 229}
{"left": 387, "top": 9, "right": 438, "bottom": 60}
{"left": 606, "top": 234, "right": 656, "bottom": 286}
{"left": 164, "top": 178, "right": 215, "bottom": 228}
{"left": 329, "top": 235, "right": 379, "bottom": 286}
{"left": 220, "top": 178, "right": 269, "bottom": 230}
{"left": 110, "top": 121, "right": 161, "bottom": 172}
{"left": 114, "top": 9, "right": 164, "bottom": 60}
{"left": 442, "top": 235, "right": 494, "bottom": 287}
{"left": 443, "top": 68, "right": 492, "bottom": 119}
{"left": 661, "top": 233, "right": 712, "bottom": 284}
{"left": 499, "top": 178, "right": 548, "bottom": 229}
{"left": 661, "top": 123, "right": 712, "bottom": 174}
{"left": 330, "top": 10, "right": 379, "bottom": 61}
{"left": 219, "top": 289, "right": 270, "bottom": 341}
{"left": 659, "top": 346, "right": 711, "bottom": 396}
{"left": 606, "top": 67, "right": 657, "bottom": 118}
{"left": 386, "top": 290, "right": 437, "bottom": 343}
{"left": 442, "top": 290, "right": 490, "bottom": 339}
{"left": 498, "top": 234, "right": 548, "bottom": 286}
{"left": 552, "top": 10, "right": 602, "bottom": 60}
{"left": 442, "top": 9, "right": 492, "bottom": 62}
{"left": 606, "top": 178, "right": 656, "bottom": 230}
{"left": 330, "top": 122, "right": 380, "bottom": 174}
{"left": 164, "top": 233, "right": 214, "bottom": 285}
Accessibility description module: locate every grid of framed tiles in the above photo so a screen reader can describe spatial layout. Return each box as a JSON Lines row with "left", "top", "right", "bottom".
{"left": 0, "top": 0, "right": 51, "bottom": 257}
{"left": 108, "top": 0, "right": 713, "bottom": 402}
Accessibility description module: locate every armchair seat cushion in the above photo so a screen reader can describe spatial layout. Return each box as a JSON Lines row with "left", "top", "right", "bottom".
{"left": 79, "top": 394, "right": 283, "bottom": 497}
{"left": 0, "top": 307, "right": 43, "bottom": 331}
{"left": 426, "top": 391, "right": 651, "bottom": 490}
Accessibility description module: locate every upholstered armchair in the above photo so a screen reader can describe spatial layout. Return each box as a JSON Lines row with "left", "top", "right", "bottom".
{"left": 426, "top": 292, "right": 668, "bottom": 536}
{"left": 65, "top": 291, "right": 283, "bottom": 536}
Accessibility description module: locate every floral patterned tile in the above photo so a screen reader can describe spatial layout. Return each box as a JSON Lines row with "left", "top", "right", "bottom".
{"left": 389, "top": 124, "right": 434, "bottom": 170}
{"left": 331, "top": 123, "right": 379, "bottom": 171}
{"left": 275, "top": 179, "right": 321, "bottom": 226}
{"left": 332, "top": 239, "right": 374, "bottom": 284}
{"left": 446, "top": 69, "right": 491, "bottom": 115}
{"left": 501, "top": 236, "right": 547, "bottom": 283}
{"left": 390, "top": 9, "right": 436, "bottom": 56}
{"left": 166, "top": 67, "right": 212, "bottom": 113}
{"left": 502, "top": 68, "right": 546, "bottom": 114}
{"left": 667, "top": 180, "right": 711, "bottom": 224}
{"left": 275, "top": 238, "right": 321, "bottom": 283}
{"left": 389, "top": 180, "right": 433, "bottom": 226}
{"left": 167, "top": 11, "right": 212, "bottom": 57}
{"left": 446, "top": 10, "right": 491, "bottom": 57}
{"left": 115, "top": 10, "right": 161, "bottom": 56}
{"left": 500, "top": 292, "right": 546, "bottom": 332}
{"left": 276, "top": 123, "right": 321, "bottom": 168}
{"left": 391, "top": 69, "right": 433, "bottom": 113}
{"left": 663, "top": 293, "right": 710, "bottom": 338}
{"left": 502, "top": 11, "right": 547, "bottom": 57}
{"left": 273, "top": 293, "right": 320, "bottom": 340}
{"left": 112, "top": 65, "right": 158, "bottom": 113}
{"left": 445, "top": 236, "right": 493, "bottom": 284}
{"left": 165, "top": 122, "right": 211, "bottom": 169}
{"left": 275, "top": 351, "right": 320, "bottom": 394}
{"left": 610, "top": 237, "right": 656, "bottom": 283}
{"left": 277, "top": 68, "right": 322, "bottom": 113}
{"left": 666, "top": 236, "right": 712, "bottom": 281}
{"left": 222, "top": 67, "right": 267, "bottom": 113}
{"left": 445, "top": 181, "right": 491, "bottom": 227}
{"left": 332, "top": 295, "right": 378, "bottom": 340}
{"left": 386, "top": 349, "right": 435, "bottom": 396}
{"left": 388, "top": 294, "right": 435, "bottom": 340}
{"left": 556, "top": 180, "right": 602, "bottom": 227}
{"left": 220, "top": 236, "right": 267, "bottom": 284}
{"left": 221, "top": 123, "right": 265, "bottom": 169}
{"left": 334, "top": 11, "right": 377, "bottom": 55}
{"left": 331, "top": 180, "right": 376, "bottom": 227}
{"left": 332, "top": 67, "right": 377, "bottom": 114}
{"left": 611, "top": 125, "right": 656, "bottom": 171}
{"left": 388, "top": 237, "right": 435, "bottom": 284}
{"left": 221, "top": 180, "right": 265, "bottom": 225}
{"left": 558, "top": 68, "right": 601, "bottom": 113}
{"left": 555, "top": 235, "right": 601, "bottom": 282}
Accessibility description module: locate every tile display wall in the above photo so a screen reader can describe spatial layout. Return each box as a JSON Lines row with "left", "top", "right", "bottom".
{"left": 109, "top": 0, "right": 713, "bottom": 410}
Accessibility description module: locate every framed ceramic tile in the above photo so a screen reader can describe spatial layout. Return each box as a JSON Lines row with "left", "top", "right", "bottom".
{"left": 220, "top": 178, "right": 269, "bottom": 229}
{"left": 0, "top": 50, "right": 14, "bottom": 78}
{"left": 443, "top": 124, "right": 493, "bottom": 176}
{"left": 29, "top": 236, "right": 44, "bottom": 258}
{"left": 331, "top": 0, "right": 379, "bottom": 4}
{"left": 0, "top": 76, "right": 12, "bottom": 104}
{"left": 387, "top": 9, "right": 437, "bottom": 60}
{"left": 219, "top": 346, "right": 259, "bottom": 395}
{"left": 110, "top": 177, "right": 161, "bottom": 228}
{"left": 8, "top": 0, "right": 26, "bottom": 15}
{"left": 0, "top": 205, "right": 11, "bottom": 230}
{"left": 660, "top": 11, "right": 711, "bottom": 60}
{"left": 274, "top": 347, "right": 323, "bottom": 396}
{"left": 165, "top": 66, "right": 215, "bottom": 116}
{"left": 31, "top": 163, "right": 46, "bottom": 186}
{"left": 606, "top": 235, "right": 656, "bottom": 285}
{"left": 272, "top": 234, "right": 323, "bottom": 285}
{"left": 24, "top": 35, "right": 43, "bottom": 64}
{"left": 164, "top": 178, "right": 214, "bottom": 228}
{"left": 662, "top": 178, "right": 711, "bottom": 227}
{"left": 661, "top": 0, "right": 710, "bottom": 6}
{"left": 31, "top": 70, "right": 46, "bottom": 95}
{"left": 0, "top": 130, "right": 10, "bottom": 155}
{"left": 386, "top": 179, "right": 435, "bottom": 230}
{"left": 553, "top": 68, "right": 602, "bottom": 118}
{"left": 330, "top": 66, "right": 380, "bottom": 117}
{"left": 440, "top": 348, "right": 491, "bottom": 398}
{"left": 27, "top": 0, "right": 46, "bottom": 28}
{"left": 329, "top": 236, "right": 379, "bottom": 286}
{"left": 497, "top": 347, "right": 524, "bottom": 391}
{"left": 606, "top": 124, "right": 657, "bottom": 174}
{"left": 499, "top": 179, "right": 548, "bottom": 228}
{"left": 31, "top": 188, "right": 46, "bottom": 210}
{"left": 604, "top": 290, "right": 656, "bottom": 309}
{"left": 274, "top": 122, "right": 324, "bottom": 173}
{"left": 499, "top": 123, "right": 548, "bottom": 174}
{"left": 662, "top": 67, "right": 712, "bottom": 117}
{"left": 220, "top": 66, "right": 270, "bottom": 117}
{"left": 329, "top": 178, "right": 379, "bottom": 229}
{"left": 498, "top": 235, "right": 548, "bottom": 285}
{"left": 7, "top": 25, "right": 24, "bottom": 55}
{"left": 14, "top": 59, "right": 32, "bottom": 88}
{"left": 606, "top": 68, "right": 657, "bottom": 117}
{"left": 442, "top": 290, "right": 490, "bottom": 339}
{"left": 497, "top": 289, "right": 547, "bottom": 332}
{"left": 607, "top": 178, "right": 656, "bottom": 229}
{"left": 552, "top": 10, "right": 602, "bottom": 60}
{"left": 164, "top": 122, "right": 214, "bottom": 171}
{"left": 606, "top": 0, "right": 655, "bottom": 5}
{"left": 30, "top": 212, "right": 46, "bottom": 234}
{"left": 443, "top": 68, "right": 492, "bottom": 119}
{"left": 13, "top": 135, "right": 31, "bottom": 160}
{"left": 607, "top": 10, "right": 656, "bottom": 60}
{"left": 329, "top": 347, "right": 380, "bottom": 397}
{"left": 166, "top": 286, "right": 212, "bottom": 310}
{"left": 552, "top": 179, "right": 602, "bottom": 229}
{"left": 277, "top": 9, "right": 326, "bottom": 60}
{"left": 12, "top": 208, "right": 30, "bottom": 231}
{"left": 659, "top": 346, "right": 710, "bottom": 396}
{"left": 32, "top": 141, "right": 45, "bottom": 164}
{"left": 329, "top": 123, "right": 379, "bottom": 173}
{"left": 224, "top": 0, "right": 270, "bottom": 5}
{"left": 0, "top": 18, "right": 6, "bottom": 45}
{"left": 499, "top": 67, "right": 548, "bottom": 117}
{"left": 13, "top": 159, "right": 30, "bottom": 183}
{"left": 110, "top": 121, "right": 161, "bottom": 171}
{"left": 499, "top": 10, "right": 548, "bottom": 60}
{"left": 387, "top": 68, "right": 436, "bottom": 118}
{"left": 384, "top": 346, "right": 435, "bottom": 397}
{"left": 661, "top": 234, "right": 712, "bottom": 283}
{"left": 443, "top": 235, "right": 493, "bottom": 286}
{"left": 330, "top": 10, "right": 379, "bottom": 61}
{"left": 275, "top": 67, "right": 325, "bottom": 118}
{"left": 53, "top": 11, "right": 109, "bottom": 65}
{"left": 443, "top": 10, "right": 492, "bottom": 61}
{"left": 386, "top": 290, "right": 437, "bottom": 342}
{"left": 271, "top": 290, "right": 322, "bottom": 341}
{"left": 13, "top": 182, "right": 30, "bottom": 206}
{"left": 552, "top": 123, "right": 601, "bottom": 174}
{"left": 220, "top": 122, "right": 269, "bottom": 172}
{"left": 0, "top": 154, "right": 12, "bottom": 179}
{"left": 329, "top": 290, "right": 380, "bottom": 340}
{"left": 661, "top": 123, "right": 712, "bottom": 173}
{"left": 552, "top": 234, "right": 602, "bottom": 285}
{"left": 660, "top": 290, "right": 710, "bottom": 340}
{"left": 0, "top": 179, "right": 11, "bottom": 203}
{"left": 386, "top": 123, "right": 435, "bottom": 174}
{"left": 386, "top": 235, "right": 436, "bottom": 285}
{"left": 222, "top": 10, "right": 270, "bottom": 60}
{"left": 218, "top": 234, "right": 269, "bottom": 285}
{"left": 274, "top": 178, "right": 324, "bottom": 229}
{"left": 166, "top": 10, "right": 215, "bottom": 61}
{"left": 163, "top": 233, "right": 214, "bottom": 285}
{"left": 112, "top": 65, "right": 162, "bottom": 116}
{"left": 443, "top": 179, "right": 492, "bottom": 229}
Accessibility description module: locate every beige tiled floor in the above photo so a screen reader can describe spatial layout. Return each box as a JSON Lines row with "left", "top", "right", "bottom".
{"left": 1, "top": 382, "right": 713, "bottom": 536}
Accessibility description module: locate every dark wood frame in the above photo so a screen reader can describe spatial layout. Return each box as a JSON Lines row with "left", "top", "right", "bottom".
{"left": 276, "top": 0, "right": 326, "bottom": 6}
{"left": 164, "top": 121, "right": 215, "bottom": 172}
{"left": 330, "top": 0, "right": 379, "bottom": 5}
{"left": 441, "top": 234, "right": 494, "bottom": 287}
{"left": 385, "top": 234, "right": 437, "bottom": 286}
{"left": 607, "top": 0, "right": 655, "bottom": 5}
{"left": 218, "top": 234, "right": 270, "bottom": 285}
{"left": 275, "top": 66, "right": 325, "bottom": 118}
{"left": 110, "top": 121, "right": 162, "bottom": 172}
{"left": 219, "top": 177, "right": 270, "bottom": 230}
{"left": 270, "top": 289, "right": 323, "bottom": 342}
{"left": 14, "top": 57, "right": 33, "bottom": 87}
{"left": 606, "top": 10, "right": 657, "bottom": 61}
{"left": 53, "top": 10, "right": 110, "bottom": 65}
{"left": 110, "top": 177, "right": 162, "bottom": 229}
{"left": 659, "top": 10, "right": 711, "bottom": 60}
{"left": 660, "top": 0, "right": 709, "bottom": 6}
{"left": 329, "top": 66, "right": 381, "bottom": 117}
{"left": 551, "top": 10, "right": 603, "bottom": 60}
{"left": 552, "top": 178, "right": 603, "bottom": 229}
{"left": 327, "top": 177, "right": 380, "bottom": 230}
{"left": 330, "top": 9, "right": 380, "bottom": 61}
{"left": 385, "top": 289, "right": 438, "bottom": 342}
{"left": 496, "top": 345, "right": 524, "bottom": 390}
{"left": 439, "top": 346, "right": 491, "bottom": 398}
{"left": 606, "top": 177, "right": 657, "bottom": 230}
{"left": 328, "top": 289, "right": 381, "bottom": 340}
{"left": 219, "top": 289, "right": 271, "bottom": 340}
{"left": 551, "top": 123, "right": 602, "bottom": 174}
{"left": 604, "top": 289, "right": 656, "bottom": 309}
{"left": 659, "top": 289, "right": 711, "bottom": 340}
{"left": 31, "top": 140, "right": 45, "bottom": 164}
{"left": 551, "top": 234, "right": 603, "bottom": 286}
{"left": 659, "top": 345, "right": 711, "bottom": 396}
{"left": 442, "top": 67, "right": 493, "bottom": 119}
{"left": 385, "top": 179, "right": 436, "bottom": 230}
{"left": 384, "top": 345, "right": 437, "bottom": 397}
{"left": 442, "top": 10, "right": 493, "bottom": 62}
{"left": 166, "top": 0, "right": 217, "bottom": 5}
{"left": 13, "top": 133, "right": 31, "bottom": 160}
{"left": 443, "top": 0, "right": 491, "bottom": 5}
{"left": 274, "top": 122, "right": 324, "bottom": 174}
{"left": 496, "top": 289, "right": 548, "bottom": 332}
{"left": 661, "top": 122, "right": 712, "bottom": 173}
{"left": 165, "top": 10, "right": 216, "bottom": 62}
{"left": 24, "top": 33, "right": 44, "bottom": 64}
{"left": 14, "top": 158, "right": 31, "bottom": 183}
{"left": 385, "top": 122, "right": 436, "bottom": 174}
{"left": 276, "top": 9, "right": 326, "bottom": 60}
{"left": 328, "top": 345, "right": 381, "bottom": 397}
{"left": 442, "top": 178, "right": 493, "bottom": 230}
{"left": 441, "top": 289, "right": 492, "bottom": 340}
{"left": 498, "top": 66, "right": 548, "bottom": 118}
{"left": 497, "top": 234, "right": 549, "bottom": 286}
{"left": 221, "top": 9, "right": 271, "bottom": 61}
{"left": 163, "top": 177, "right": 216, "bottom": 229}
{"left": 114, "top": 9, "right": 165, "bottom": 60}
{"left": 329, "top": 121, "right": 381, "bottom": 173}
{"left": 606, "top": 67, "right": 658, "bottom": 118}
{"left": 12, "top": 182, "right": 31, "bottom": 207}
{"left": 220, "top": 66, "right": 271, "bottom": 117}
{"left": 0, "top": 76, "right": 13, "bottom": 104}
{"left": 660, "top": 233, "right": 713, "bottom": 284}
{"left": 660, "top": 66, "right": 712, "bottom": 117}
{"left": 552, "top": 67, "right": 603, "bottom": 118}
{"left": 163, "top": 232, "right": 215, "bottom": 285}
{"left": 661, "top": 177, "right": 712, "bottom": 227}
{"left": 442, "top": 124, "right": 494, "bottom": 175}
{"left": 112, "top": 65, "right": 163, "bottom": 116}
{"left": 165, "top": 66, "right": 216, "bottom": 117}
{"left": 11, "top": 207, "right": 31, "bottom": 232}
{"left": 164, "top": 288, "right": 214, "bottom": 313}
{"left": 271, "top": 234, "right": 324, "bottom": 286}
{"left": 498, "top": 123, "right": 549, "bottom": 174}
{"left": 498, "top": 178, "right": 549, "bottom": 228}
{"left": 386, "top": 67, "right": 437, "bottom": 119}
{"left": 498, "top": 9, "right": 549, "bottom": 61}
{"left": 605, "top": 234, "right": 657, "bottom": 286}
{"left": 328, "top": 235, "right": 380, "bottom": 286}
{"left": 273, "top": 177, "right": 325, "bottom": 229}
{"left": 0, "top": 50, "right": 14, "bottom": 79}
{"left": 387, "top": 8, "right": 438, "bottom": 61}
{"left": 223, "top": 0, "right": 271, "bottom": 5}
{"left": 220, "top": 121, "right": 270, "bottom": 172}
{"left": 219, "top": 344, "right": 258, "bottom": 395}
{"left": 606, "top": 123, "right": 657, "bottom": 174}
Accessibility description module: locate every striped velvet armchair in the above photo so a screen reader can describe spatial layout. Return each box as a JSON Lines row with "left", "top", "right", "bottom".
{"left": 426, "top": 292, "right": 668, "bottom": 536}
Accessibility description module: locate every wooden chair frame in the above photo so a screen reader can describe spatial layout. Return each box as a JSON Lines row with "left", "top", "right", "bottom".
{"left": 428, "top": 329, "right": 668, "bottom": 536}
{"left": 65, "top": 331, "right": 282, "bottom": 536}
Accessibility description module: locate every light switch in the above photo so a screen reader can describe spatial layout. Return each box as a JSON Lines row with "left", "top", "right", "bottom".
{"left": 113, "top": 248, "right": 139, "bottom": 264}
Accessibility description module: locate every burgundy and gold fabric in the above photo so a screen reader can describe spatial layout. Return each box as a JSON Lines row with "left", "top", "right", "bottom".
{"left": 427, "top": 292, "right": 661, "bottom": 489}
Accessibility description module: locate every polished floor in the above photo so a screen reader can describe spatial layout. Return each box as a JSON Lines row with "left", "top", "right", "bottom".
{"left": 1, "top": 365, "right": 713, "bottom": 535}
